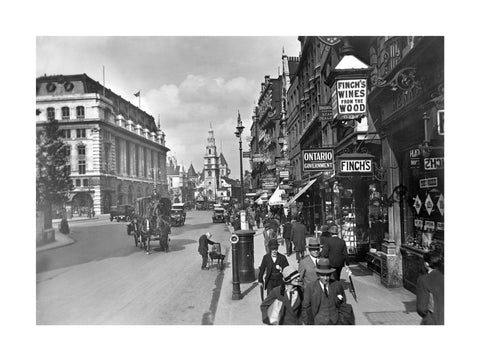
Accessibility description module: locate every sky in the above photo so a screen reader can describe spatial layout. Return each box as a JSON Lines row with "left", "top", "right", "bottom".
{"left": 36, "top": 36, "right": 301, "bottom": 179}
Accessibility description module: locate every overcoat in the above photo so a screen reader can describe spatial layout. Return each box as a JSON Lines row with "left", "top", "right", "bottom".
{"left": 416, "top": 269, "right": 444, "bottom": 325}
{"left": 302, "top": 279, "right": 346, "bottom": 325}
{"left": 291, "top": 221, "right": 307, "bottom": 253}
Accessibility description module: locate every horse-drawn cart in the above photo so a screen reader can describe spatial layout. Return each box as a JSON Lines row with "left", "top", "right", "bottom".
{"left": 127, "top": 196, "right": 172, "bottom": 254}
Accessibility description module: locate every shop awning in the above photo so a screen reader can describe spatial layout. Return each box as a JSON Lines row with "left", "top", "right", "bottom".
{"left": 268, "top": 187, "right": 286, "bottom": 206}
{"left": 285, "top": 179, "right": 317, "bottom": 207}
{"left": 255, "top": 193, "right": 269, "bottom": 205}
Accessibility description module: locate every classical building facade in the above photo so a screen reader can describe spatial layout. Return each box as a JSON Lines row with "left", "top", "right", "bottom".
{"left": 36, "top": 74, "right": 169, "bottom": 215}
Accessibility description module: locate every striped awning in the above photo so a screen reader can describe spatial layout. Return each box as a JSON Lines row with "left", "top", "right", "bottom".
{"left": 285, "top": 179, "right": 317, "bottom": 207}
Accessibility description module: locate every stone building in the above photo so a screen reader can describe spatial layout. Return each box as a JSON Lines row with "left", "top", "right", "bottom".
{"left": 36, "top": 74, "right": 169, "bottom": 215}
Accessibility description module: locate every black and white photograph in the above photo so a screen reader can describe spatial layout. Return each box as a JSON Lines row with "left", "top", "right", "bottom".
{"left": 3, "top": 0, "right": 478, "bottom": 360}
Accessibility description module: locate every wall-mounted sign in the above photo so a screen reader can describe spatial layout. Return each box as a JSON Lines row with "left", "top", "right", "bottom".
{"left": 419, "top": 177, "right": 438, "bottom": 189}
{"left": 409, "top": 148, "right": 421, "bottom": 168}
{"left": 332, "top": 79, "right": 367, "bottom": 120}
{"left": 424, "top": 221, "right": 435, "bottom": 231}
{"left": 242, "top": 151, "right": 251, "bottom": 158}
{"left": 318, "top": 105, "right": 333, "bottom": 123}
{"left": 279, "top": 170, "right": 289, "bottom": 179}
{"left": 437, "top": 222, "right": 444, "bottom": 231}
{"left": 414, "top": 218, "right": 423, "bottom": 228}
{"left": 425, "top": 194, "right": 434, "bottom": 215}
{"left": 424, "top": 157, "right": 444, "bottom": 171}
{"left": 302, "top": 149, "right": 334, "bottom": 172}
{"left": 339, "top": 159, "right": 372, "bottom": 173}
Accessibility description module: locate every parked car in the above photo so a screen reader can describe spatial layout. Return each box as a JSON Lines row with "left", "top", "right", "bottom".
{"left": 212, "top": 207, "right": 226, "bottom": 223}
{"left": 171, "top": 203, "right": 186, "bottom": 226}
{"left": 110, "top": 204, "right": 134, "bottom": 222}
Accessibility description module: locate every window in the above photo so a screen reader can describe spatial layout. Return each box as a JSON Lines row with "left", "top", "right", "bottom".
{"left": 65, "top": 164, "right": 71, "bottom": 175}
{"left": 83, "top": 179, "right": 89, "bottom": 187}
{"left": 76, "top": 106, "right": 85, "bottom": 119}
{"left": 65, "top": 145, "right": 71, "bottom": 156}
{"left": 62, "top": 107, "right": 70, "bottom": 120}
{"left": 75, "top": 179, "right": 81, "bottom": 186}
{"left": 47, "top": 107, "right": 55, "bottom": 121}
{"left": 76, "top": 129, "right": 86, "bottom": 138}
{"left": 78, "top": 160, "right": 86, "bottom": 174}
{"left": 208, "top": 171, "right": 212, "bottom": 177}
{"left": 78, "top": 145, "right": 86, "bottom": 156}
{"left": 208, "top": 158, "right": 211, "bottom": 164}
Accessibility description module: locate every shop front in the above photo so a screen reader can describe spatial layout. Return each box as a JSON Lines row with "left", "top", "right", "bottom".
{"left": 368, "top": 37, "right": 444, "bottom": 293}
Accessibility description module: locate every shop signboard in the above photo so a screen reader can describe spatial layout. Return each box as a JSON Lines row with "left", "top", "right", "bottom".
{"left": 252, "top": 153, "right": 267, "bottom": 163}
{"left": 318, "top": 105, "right": 333, "bottom": 123}
{"left": 339, "top": 158, "right": 373, "bottom": 174}
{"left": 437, "top": 222, "right": 444, "bottom": 231}
{"left": 279, "top": 170, "right": 289, "bottom": 179}
{"left": 245, "top": 192, "right": 257, "bottom": 197}
{"left": 409, "top": 148, "right": 421, "bottom": 168}
{"left": 425, "top": 194, "right": 434, "bottom": 215}
{"left": 420, "top": 177, "right": 438, "bottom": 189}
{"left": 276, "top": 158, "right": 290, "bottom": 167}
{"left": 424, "top": 157, "right": 444, "bottom": 171}
{"left": 424, "top": 221, "right": 435, "bottom": 231}
{"left": 414, "top": 218, "right": 423, "bottom": 228}
{"left": 242, "top": 151, "right": 251, "bottom": 158}
{"left": 302, "top": 148, "right": 334, "bottom": 172}
{"left": 332, "top": 79, "right": 367, "bottom": 120}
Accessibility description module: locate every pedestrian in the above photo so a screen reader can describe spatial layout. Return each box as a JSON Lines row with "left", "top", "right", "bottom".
{"left": 291, "top": 217, "right": 307, "bottom": 263}
{"left": 59, "top": 216, "right": 70, "bottom": 234}
{"left": 319, "top": 224, "right": 330, "bottom": 251}
{"left": 416, "top": 251, "right": 444, "bottom": 325}
{"left": 321, "top": 225, "right": 349, "bottom": 281}
{"left": 302, "top": 258, "right": 347, "bottom": 325}
{"left": 258, "top": 239, "right": 289, "bottom": 295}
{"left": 198, "top": 232, "right": 216, "bottom": 270}
{"left": 263, "top": 223, "right": 275, "bottom": 254}
{"left": 260, "top": 265, "right": 304, "bottom": 325}
{"left": 232, "top": 214, "right": 241, "bottom": 231}
{"left": 255, "top": 210, "right": 261, "bottom": 229}
{"left": 298, "top": 237, "right": 322, "bottom": 286}
{"left": 282, "top": 217, "right": 293, "bottom": 256}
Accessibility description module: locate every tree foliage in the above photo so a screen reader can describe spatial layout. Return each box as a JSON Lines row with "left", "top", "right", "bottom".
{"left": 36, "top": 118, "right": 73, "bottom": 208}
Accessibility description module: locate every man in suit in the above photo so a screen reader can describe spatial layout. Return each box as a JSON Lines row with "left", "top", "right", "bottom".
{"left": 291, "top": 218, "right": 307, "bottom": 263}
{"left": 322, "top": 225, "right": 349, "bottom": 281}
{"left": 198, "top": 232, "right": 215, "bottom": 270}
{"left": 282, "top": 218, "right": 293, "bottom": 256}
{"left": 260, "top": 266, "right": 304, "bottom": 325}
{"left": 298, "top": 237, "right": 322, "bottom": 286}
{"left": 263, "top": 223, "right": 275, "bottom": 254}
{"left": 302, "top": 258, "right": 347, "bottom": 325}
{"left": 258, "top": 239, "right": 289, "bottom": 295}
{"left": 416, "top": 251, "right": 444, "bottom": 325}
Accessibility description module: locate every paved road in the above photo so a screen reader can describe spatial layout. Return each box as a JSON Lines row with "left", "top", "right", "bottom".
{"left": 36, "top": 210, "right": 231, "bottom": 325}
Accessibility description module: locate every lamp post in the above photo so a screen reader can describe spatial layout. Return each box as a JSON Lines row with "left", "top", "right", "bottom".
{"left": 234, "top": 111, "right": 245, "bottom": 210}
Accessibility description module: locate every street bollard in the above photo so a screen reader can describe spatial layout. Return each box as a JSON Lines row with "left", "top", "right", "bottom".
{"left": 230, "top": 234, "right": 242, "bottom": 300}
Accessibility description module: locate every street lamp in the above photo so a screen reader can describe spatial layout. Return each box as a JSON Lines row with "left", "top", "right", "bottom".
{"left": 234, "top": 110, "right": 245, "bottom": 210}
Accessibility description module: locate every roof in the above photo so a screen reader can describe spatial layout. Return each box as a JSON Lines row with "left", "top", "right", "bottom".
{"left": 187, "top": 163, "right": 197, "bottom": 177}
{"left": 219, "top": 153, "right": 228, "bottom": 166}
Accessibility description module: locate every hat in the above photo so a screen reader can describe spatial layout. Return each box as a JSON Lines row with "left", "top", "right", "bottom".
{"left": 268, "top": 239, "right": 279, "bottom": 250}
{"left": 206, "top": 232, "right": 213, "bottom": 239}
{"left": 282, "top": 266, "right": 300, "bottom": 283}
{"left": 320, "top": 225, "right": 330, "bottom": 233}
{"left": 315, "top": 258, "right": 335, "bottom": 274}
{"left": 307, "top": 237, "right": 321, "bottom": 249}
{"left": 329, "top": 225, "right": 338, "bottom": 234}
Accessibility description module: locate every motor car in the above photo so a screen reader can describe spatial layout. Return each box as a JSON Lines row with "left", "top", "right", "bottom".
{"left": 171, "top": 203, "right": 186, "bottom": 226}
{"left": 110, "top": 204, "right": 134, "bottom": 222}
{"left": 212, "top": 207, "right": 226, "bottom": 223}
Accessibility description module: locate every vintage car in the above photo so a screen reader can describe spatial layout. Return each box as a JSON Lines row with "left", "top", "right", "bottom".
{"left": 171, "top": 203, "right": 186, "bottom": 226}
{"left": 212, "top": 207, "right": 226, "bottom": 223}
{"left": 110, "top": 204, "right": 135, "bottom": 222}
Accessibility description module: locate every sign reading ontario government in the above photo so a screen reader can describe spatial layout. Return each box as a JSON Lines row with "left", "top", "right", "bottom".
{"left": 302, "top": 149, "right": 334, "bottom": 172}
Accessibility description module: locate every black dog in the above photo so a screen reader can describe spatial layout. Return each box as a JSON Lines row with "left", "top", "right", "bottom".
{"left": 209, "top": 243, "right": 225, "bottom": 269}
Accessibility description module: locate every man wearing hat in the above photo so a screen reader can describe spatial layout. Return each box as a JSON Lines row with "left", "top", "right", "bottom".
{"left": 291, "top": 217, "right": 307, "bottom": 263}
{"left": 258, "top": 239, "right": 289, "bottom": 295}
{"left": 302, "top": 258, "right": 347, "bottom": 325}
{"left": 260, "top": 265, "right": 304, "bottom": 325}
{"left": 319, "top": 225, "right": 331, "bottom": 249}
{"left": 198, "top": 232, "right": 216, "bottom": 270}
{"left": 263, "top": 223, "right": 275, "bottom": 254}
{"left": 298, "top": 237, "right": 322, "bottom": 286}
{"left": 321, "top": 225, "right": 349, "bottom": 281}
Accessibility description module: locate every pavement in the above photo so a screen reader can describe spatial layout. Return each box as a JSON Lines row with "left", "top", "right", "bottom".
{"left": 214, "top": 224, "right": 422, "bottom": 325}
{"left": 37, "top": 217, "right": 421, "bottom": 325}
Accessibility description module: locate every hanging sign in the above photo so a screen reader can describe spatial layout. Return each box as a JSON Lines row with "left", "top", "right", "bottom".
{"left": 425, "top": 194, "right": 434, "bottom": 215}
{"left": 424, "top": 157, "right": 444, "bottom": 171}
{"left": 318, "top": 105, "right": 333, "bottom": 123}
{"left": 437, "top": 194, "right": 444, "bottom": 216}
{"left": 302, "top": 149, "right": 334, "bottom": 172}
{"left": 332, "top": 78, "right": 367, "bottom": 120}
{"left": 339, "top": 159, "right": 372, "bottom": 174}
{"left": 409, "top": 148, "right": 421, "bottom": 168}
{"left": 420, "top": 177, "right": 438, "bottom": 189}
{"left": 414, "top": 195, "right": 422, "bottom": 214}
{"left": 242, "top": 151, "right": 251, "bottom": 158}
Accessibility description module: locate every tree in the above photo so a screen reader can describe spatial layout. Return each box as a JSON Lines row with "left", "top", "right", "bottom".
{"left": 36, "top": 117, "right": 73, "bottom": 227}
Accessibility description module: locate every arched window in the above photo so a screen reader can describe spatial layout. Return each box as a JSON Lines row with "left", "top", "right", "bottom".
{"left": 209, "top": 149, "right": 211, "bottom": 155}
{"left": 62, "top": 107, "right": 70, "bottom": 120}
{"left": 47, "top": 107, "right": 55, "bottom": 121}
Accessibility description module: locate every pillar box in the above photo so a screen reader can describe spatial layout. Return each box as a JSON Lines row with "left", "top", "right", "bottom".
{"left": 234, "top": 229, "right": 256, "bottom": 283}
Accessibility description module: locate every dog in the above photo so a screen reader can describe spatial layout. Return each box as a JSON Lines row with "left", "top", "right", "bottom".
{"left": 208, "top": 243, "right": 225, "bottom": 269}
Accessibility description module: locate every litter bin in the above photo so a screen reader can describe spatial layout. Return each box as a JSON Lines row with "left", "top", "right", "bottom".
{"left": 234, "top": 229, "right": 256, "bottom": 283}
